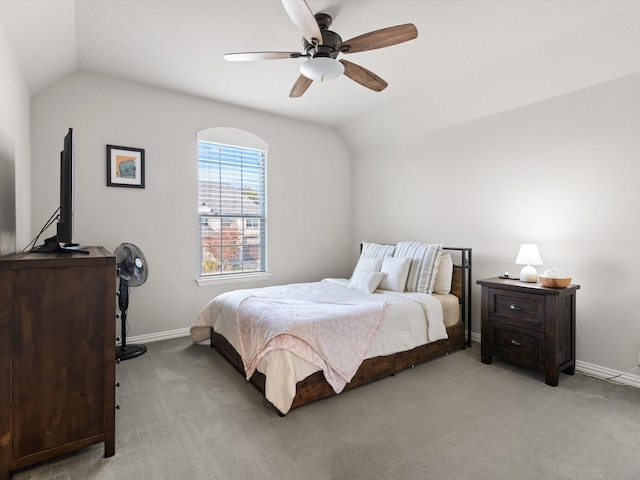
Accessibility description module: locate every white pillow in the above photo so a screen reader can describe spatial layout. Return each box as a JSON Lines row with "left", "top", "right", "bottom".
{"left": 351, "top": 256, "right": 383, "bottom": 278}
{"left": 361, "top": 242, "right": 396, "bottom": 258}
{"left": 348, "top": 272, "right": 386, "bottom": 294}
{"left": 379, "top": 256, "right": 411, "bottom": 292}
{"left": 394, "top": 241, "right": 443, "bottom": 294}
{"left": 432, "top": 253, "right": 453, "bottom": 294}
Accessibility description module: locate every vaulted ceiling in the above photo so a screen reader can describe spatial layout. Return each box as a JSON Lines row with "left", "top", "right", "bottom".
{"left": 2, "top": 0, "right": 639, "bottom": 149}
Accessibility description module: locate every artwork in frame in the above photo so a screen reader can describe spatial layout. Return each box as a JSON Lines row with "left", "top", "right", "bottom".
{"left": 107, "top": 145, "right": 145, "bottom": 188}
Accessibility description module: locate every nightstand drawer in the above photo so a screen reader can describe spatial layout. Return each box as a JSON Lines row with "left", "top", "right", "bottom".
{"left": 491, "top": 325, "right": 544, "bottom": 368}
{"left": 487, "top": 288, "right": 544, "bottom": 332}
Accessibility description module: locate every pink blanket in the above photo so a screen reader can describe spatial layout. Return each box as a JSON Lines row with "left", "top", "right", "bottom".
{"left": 237, "top": 296, "right": 386, "bottom": 393}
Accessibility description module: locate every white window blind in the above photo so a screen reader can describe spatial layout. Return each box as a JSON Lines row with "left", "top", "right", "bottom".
{"left": 198, "top": 141, "right": 267, "bottom": 276}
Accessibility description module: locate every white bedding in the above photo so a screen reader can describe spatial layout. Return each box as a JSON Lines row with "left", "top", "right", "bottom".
{"left": 190, "top": 278, "right": 450, "bottom": 414}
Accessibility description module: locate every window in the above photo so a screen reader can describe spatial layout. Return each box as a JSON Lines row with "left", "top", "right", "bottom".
{"left": 198, "top": 141, "right": 267, "bottom": 276}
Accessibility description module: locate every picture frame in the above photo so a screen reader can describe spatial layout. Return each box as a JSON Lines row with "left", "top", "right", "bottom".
{"left": 106, "top": 145, "right": 145, "bottom": 188}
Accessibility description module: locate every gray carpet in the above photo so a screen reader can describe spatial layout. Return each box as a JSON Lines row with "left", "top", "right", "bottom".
{"left": 13, "top": 337, "right": 640, "bottom": 480}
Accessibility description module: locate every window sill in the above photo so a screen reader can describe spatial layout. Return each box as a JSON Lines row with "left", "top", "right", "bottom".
{"left": 196, "top": 272, "right": 271, "bottom": 287}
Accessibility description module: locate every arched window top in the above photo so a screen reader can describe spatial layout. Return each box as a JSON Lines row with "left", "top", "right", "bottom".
{"left": 197, "top": 127, "right": 268, "bottom": 151}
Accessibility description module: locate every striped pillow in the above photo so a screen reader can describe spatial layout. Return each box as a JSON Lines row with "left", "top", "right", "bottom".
{"left": 393, "top": 241, "right": 443, "bottom": 294}
{"left": 361, "top": 242, "right": 396, "bottom": 258}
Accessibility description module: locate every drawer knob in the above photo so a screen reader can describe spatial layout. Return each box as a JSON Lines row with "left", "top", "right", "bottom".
{"left": 510, "top": 339, "right": 522, "bottom": 346}
{"left": 509, "top": 304, "right": 521, "bottom": 311}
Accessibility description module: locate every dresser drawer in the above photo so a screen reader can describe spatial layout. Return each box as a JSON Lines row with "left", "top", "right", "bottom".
{"left": 490, "top": 324, "right": 544, "bottom": 369}
{"left": 487, "top": 288, "right": 545, "bottom": 332}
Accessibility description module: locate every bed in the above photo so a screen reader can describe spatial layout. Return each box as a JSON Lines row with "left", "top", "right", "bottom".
{"left": 191, "top": 242, "right": 472, "bottom": 415}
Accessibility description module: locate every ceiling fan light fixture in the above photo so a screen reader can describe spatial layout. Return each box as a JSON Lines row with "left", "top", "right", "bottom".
{"left": 300, "top": 56, "right": 344, "bottom": 82}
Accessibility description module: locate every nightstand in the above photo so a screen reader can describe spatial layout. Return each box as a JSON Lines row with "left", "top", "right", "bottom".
{"left": 477, "top": 277, "right": 580, "bottom": 386}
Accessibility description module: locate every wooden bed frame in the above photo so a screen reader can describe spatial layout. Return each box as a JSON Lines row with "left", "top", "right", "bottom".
{"left": 209, "top": 247, "right": 472, "bottom": 414}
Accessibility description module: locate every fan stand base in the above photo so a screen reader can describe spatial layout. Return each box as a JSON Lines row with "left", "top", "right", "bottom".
{"left": 116, "top": 344, "right": 147, "bottom": 361}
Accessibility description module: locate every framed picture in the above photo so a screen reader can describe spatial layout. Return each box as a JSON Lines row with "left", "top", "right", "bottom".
{"left": 107, "top": 145, "right": 145, "bottom": 188}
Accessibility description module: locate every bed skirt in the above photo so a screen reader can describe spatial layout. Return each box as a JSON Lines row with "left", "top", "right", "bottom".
{"left": 210, "top": 321, "right": 465, "bottom": 413}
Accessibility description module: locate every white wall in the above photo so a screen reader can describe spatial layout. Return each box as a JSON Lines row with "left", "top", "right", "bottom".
{"left": 350, "top": 73, "right": 640, "bottom": 374}
{"left": 31, "top": 71, "right": 352, "bottom": 339}
{"left": 0, "top": 19, "right": 31, "bottom": 255}
{"left": 25, "top": 62, "right": 640, "bottom": 377}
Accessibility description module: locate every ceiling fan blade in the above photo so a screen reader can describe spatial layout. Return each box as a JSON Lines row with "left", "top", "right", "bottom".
{"left": 224, "top": 51, "right": 304, "bottom": 62}
{"left": 340, "top": 23, "right": 418, "bottom": 54}
{"left": 289, "top": 74, "right": 313, "bottom": 98}
{"left": 340, "top": 59, "right": 388, "bottom": 92}
{"left": 281, "top": 0, "right": 323, "bottom": 46}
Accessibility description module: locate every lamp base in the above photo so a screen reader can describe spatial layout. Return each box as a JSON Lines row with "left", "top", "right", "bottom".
{"left": 519, "top": 265, "right": 538, "bottom": 283}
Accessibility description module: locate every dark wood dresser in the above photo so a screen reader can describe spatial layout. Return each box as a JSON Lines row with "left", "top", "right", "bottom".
{"left": 478, "top": 277, "right": 580, "bottom": 386}
{"left": 0, "top": 247, "right": 116, "bottom": 480}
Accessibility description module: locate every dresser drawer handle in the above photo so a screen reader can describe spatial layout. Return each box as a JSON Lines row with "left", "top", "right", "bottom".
{"left": 510, "top": 339, "right": 522, "bottom": 346}
{"left": 509, "top": 304, "right": 521, "bottom": 311}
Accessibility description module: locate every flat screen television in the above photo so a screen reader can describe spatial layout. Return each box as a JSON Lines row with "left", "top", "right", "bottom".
{"left": 56, "top": 127, "right": 74, "bottom": 245}
{"left": 31, "top": 128, "right": 88, "bottom": 254}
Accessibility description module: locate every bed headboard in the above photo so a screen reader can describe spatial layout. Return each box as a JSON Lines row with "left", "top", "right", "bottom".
{"left": 444, "top": 247, "right": 472, "bottom": 347}
{"left": 357, "top": 243, "right": 472, "bottom": 347}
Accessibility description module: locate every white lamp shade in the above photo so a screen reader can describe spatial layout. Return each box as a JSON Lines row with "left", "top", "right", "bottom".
{"left": 515, "top": 244, "right": 543, "bottom": 266}
{"left": 300, "top": 57, "right": 344, "bottom": 81}
{"left": 515, "top": 244, "right": 543, "bottom": 282}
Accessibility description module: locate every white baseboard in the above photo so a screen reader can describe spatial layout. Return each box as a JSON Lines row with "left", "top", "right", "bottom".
{"left": 123, "top": 328, "right": 640, "bottom": 389}
{"left": 120, "top": 327, "right": 191, "bottom": 346}
{"left": 470, "top": 332, "right": 639, "bottom": 388}
{"left": 575, "top": 360, "right": 640, "bottom": 388}
{"left": 469, "top": 331, "right": 481, "bottom": 344}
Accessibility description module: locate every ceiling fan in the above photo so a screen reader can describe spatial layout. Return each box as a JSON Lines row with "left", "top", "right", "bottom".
{"left": 224, "top": 0, "right": 418, "bottom": 98}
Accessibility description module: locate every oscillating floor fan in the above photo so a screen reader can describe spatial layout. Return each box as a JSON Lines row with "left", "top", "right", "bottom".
{"left": 115, "top": 243, "right": 149, "bottom": 360}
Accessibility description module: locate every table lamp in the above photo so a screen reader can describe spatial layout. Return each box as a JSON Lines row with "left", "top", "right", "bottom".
{"left": 516, "top": 244, "right": 543, "bottom": 282}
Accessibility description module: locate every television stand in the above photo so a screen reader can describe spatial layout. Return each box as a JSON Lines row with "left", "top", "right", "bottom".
{"left": 30, "top": 235, "right": 89, "bottom": 254}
